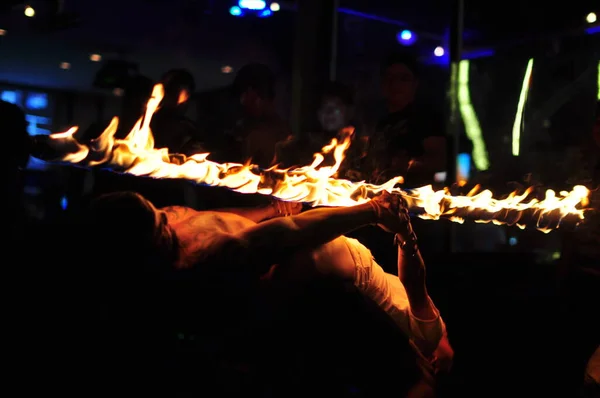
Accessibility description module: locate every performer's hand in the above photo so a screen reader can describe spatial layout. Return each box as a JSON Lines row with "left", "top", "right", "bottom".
{"left": 270, "top": 199, "right": 303, "bottom": 217}
{"left": 369, "top": 191, "right": 412, "bottom": 237}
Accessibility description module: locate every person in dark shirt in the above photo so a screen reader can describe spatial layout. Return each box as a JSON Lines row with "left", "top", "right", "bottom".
{"left": 214, "top": 63, "right": 290, "bottom": 168}
{"left": 368, "top": 53, "right": 446, "bottom": 186}
{"left": 151, "top": 69, "right": 204, "bottom": 156}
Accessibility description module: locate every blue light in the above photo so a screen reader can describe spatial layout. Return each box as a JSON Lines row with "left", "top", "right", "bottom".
{"left": 258, "top": 9, "right": 272, "bottom": 17}
{"left": 26, "top": 92, "right": 48, "bottom": 110}
{"left": 1, "top": 90, "right": 19, "bottom": 105}
{"left": 396, "top": 29, "right": 417, "bottom": 46}
{"left": 508, "top": 237, "right": 518, "bottom": 246}
{"left": 586, "top": 25, "right": 600, "bottom": 35}
{"left": 229, "top": 6, "right": 243, "bottom": 16}
{"left": 462, "top": 49, "right": 495, "bottom": 60}
{"left": 238, "top": 0, "right": 266, "bottom": 10}
{"left": 457, "top": 153, "right": 471, "bottom": 182}
{"left": 60, "top": 195, "right": 68, "bottom": 210}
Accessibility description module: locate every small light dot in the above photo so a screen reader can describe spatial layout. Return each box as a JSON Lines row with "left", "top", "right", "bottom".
{"left": 0, "top": 29, "right": 6, "bottom": 36}
{"left": 59, "top": 62, "right": 71, "bottom": 70}
{"left": 270, "top": 2, "right": 280, "bottom": 12}
{"left": 89, "top": 54, "right": 102, "bottom": 62}
{"left": 24, "top": 6, "right": 35, "bottom": 17}
{"left": 221, "top": 65, "right": 233, "bottom": 74}
{"left": 586, "top": 12, "right": 597, "bottom": 24}
{"left": 113, "top": 88, "right": 124, "bottom": 96}
{"left": 434, "top": 46, "right": 445, "bottom": 57}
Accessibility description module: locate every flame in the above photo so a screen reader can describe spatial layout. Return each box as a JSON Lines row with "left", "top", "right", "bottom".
{"left": 44, "top": 84, "right": 590, "bottom": 232}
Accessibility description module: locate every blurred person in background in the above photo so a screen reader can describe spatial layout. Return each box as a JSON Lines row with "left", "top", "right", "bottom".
{"left": 151, "top": 68, "right": 205, "bottom": 155}
{"left": 559, "top": 100, "right": 600, "bottom": 396}
{"left": 367, "top": 52, "right": 446, "bottom": 186}
{"left": 1, "top": 99, "right": 30, "bottom": 237}
{"left": 275, "top": 81, "right": 369, "bottom": 180}
{"left": 212, "top": 63, "right": 290, "bottom": 168}
{"left": 82, "top": 75, "right": 154, "bottom": 141}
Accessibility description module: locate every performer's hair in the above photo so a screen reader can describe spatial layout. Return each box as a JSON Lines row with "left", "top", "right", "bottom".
{"left": 81, "top": 191, "right": 178, "bottom": 279}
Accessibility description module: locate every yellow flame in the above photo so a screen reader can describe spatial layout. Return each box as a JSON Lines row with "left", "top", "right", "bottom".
{"left": 45, "top": 84, "right": 590, "bottom": 232}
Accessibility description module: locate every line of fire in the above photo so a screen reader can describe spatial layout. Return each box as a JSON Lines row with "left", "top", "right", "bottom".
{"left": 3, "top": 0, "right": 600, "bottom": 396}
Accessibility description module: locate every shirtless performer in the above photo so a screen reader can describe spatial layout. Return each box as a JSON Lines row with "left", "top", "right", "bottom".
{"left": 85, "top": 190, "right": 445, "bottom": 387}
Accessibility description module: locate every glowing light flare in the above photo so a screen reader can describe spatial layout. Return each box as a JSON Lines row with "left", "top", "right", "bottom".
{"left": 397, "top": 29, "right": 417, "bottom": 46}
{"left": 512, "top": 58, "right": 534, "bottom": 156}
{"left": 597, "top": 61, "right": 600, "bottom": 100}
{"left": 270, "top": 2, "right": 280, "bottom": 12}
{"left": 239, "top": 0, "right": 266, "bottom": 10}
{"left": 229, "top": 6, "right": 243, "bottom": 16}
{"left": 586, "top": 12, "right": 597, "bottom": 24}
{"left": 24, "top": 6, "right": 35, "bottom": 17}
{"left": 457, "top": 60, "right": 489, "bottom": 170}
{"left": 41, "top": 84, "right": 590, "bottom": 232}
{"left": 434, "top": 46, "right": 445, "bottom": 57}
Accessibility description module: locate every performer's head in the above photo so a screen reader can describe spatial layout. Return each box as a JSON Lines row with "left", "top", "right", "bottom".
{"left": 82, "top": 191, "right": 179, "bottom": 277}
{"left": 380, "top": 52, "right": 419, "bottom": 112}
{"left": 233, "top": 63, "right": 276, "bottom": 118}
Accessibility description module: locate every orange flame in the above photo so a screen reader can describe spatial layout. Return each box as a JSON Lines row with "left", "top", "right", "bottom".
{"left": 44, "top": 84, "right": 590, "bottom": 232}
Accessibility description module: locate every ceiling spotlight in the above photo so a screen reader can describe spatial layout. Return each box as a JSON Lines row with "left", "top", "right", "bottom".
{"left": 229, "top": 6, "right": 243, "bottom": 16}
{"left": 397, "top": 29, "right": 417, "bottom": 46}
{"left": 586, "top": 12, "right": 597, "bottom": 24}
{"left": 221, "top": 65, "right": 233, "bottom": 74}
{"left": 239, "top": 0, "right": 266, "bottom": 10}
{"left": 59, "top": 62, "right": 71, "bottom": 70}
{"left": 270, "top": 2, "right": 280, "bottom": 12}
{"left": 24, "top": 5, "right": 35, "bottom": 17}
{"left": 0, "top": 29, "right": 6, "bottom": 36}
{"left": 90, "top": 54, "right": 102, "bottom": 62}
{"left": 434, "top": 46, "right": 445, "bottom": 57}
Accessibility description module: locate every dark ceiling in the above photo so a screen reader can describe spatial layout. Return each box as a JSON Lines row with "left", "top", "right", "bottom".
{"left": 0, "top": 0, "right": 597, "bottom": 91}
{"left": 340, "top": 0, "right": 599, "bottom": 45}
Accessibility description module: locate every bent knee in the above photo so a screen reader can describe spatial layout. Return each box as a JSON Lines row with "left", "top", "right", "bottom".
{"left": 310, "top": 237, "right": 358, "bottom": 281}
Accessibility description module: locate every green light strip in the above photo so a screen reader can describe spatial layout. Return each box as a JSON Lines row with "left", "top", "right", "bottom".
{"left": 597, "top": 60, "right": 600, "bottom": 100}
{"left": 512, "top": 58, "right": 534, "bottom": 156}
{"left": 457, "top": 60, "right": 489, "bottom": 170}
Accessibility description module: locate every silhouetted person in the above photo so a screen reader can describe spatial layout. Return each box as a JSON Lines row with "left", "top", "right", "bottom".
{"left": 214, "top": 63, "right": 290, "bottom": 168}
{"left": 367, "top": 52, "right": 446, "bottom": 186}
{"left": 82, "top": 75, "right": 154, "bottom": 141}
{"left": 559, "top": 101, "right": 600, "bottom": 396}
{"left": 151, "top": 68, "right": 203, "bottom": 155}
{"left": 1, "top": 100, "right": 30, "bottom": 236}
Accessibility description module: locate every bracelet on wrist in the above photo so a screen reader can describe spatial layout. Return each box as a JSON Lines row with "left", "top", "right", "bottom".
{"left": 394, "top": 233, "right": 419, "bottom": 256}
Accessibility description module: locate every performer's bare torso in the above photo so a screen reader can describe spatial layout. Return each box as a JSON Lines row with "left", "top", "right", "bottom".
{"left": 162, "top": 206, "right": 257, "bottom": 268}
